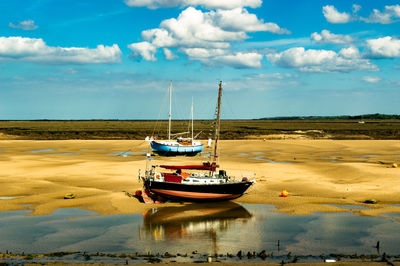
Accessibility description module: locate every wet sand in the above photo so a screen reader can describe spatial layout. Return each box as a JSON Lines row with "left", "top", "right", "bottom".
{"left": 0, "top": 140, "right": 400, "bottom": 218}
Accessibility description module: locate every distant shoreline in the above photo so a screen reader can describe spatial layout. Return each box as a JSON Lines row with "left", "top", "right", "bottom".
{"left": 1, "top": 119, "right": 399, "bottom": 140}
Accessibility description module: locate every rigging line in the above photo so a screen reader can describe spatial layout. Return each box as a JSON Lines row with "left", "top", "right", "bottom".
{"left": 151, "top": 83, "right": 170, "bottom": 137}
{"left": 221, "top": 89, "right": 239, "bottom": 120}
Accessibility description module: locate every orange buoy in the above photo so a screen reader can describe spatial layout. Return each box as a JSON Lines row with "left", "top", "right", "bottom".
{"left": 281, "top": 190, "right": 288, "bottom": 197}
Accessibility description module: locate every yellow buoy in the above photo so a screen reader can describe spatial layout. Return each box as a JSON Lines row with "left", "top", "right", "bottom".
{"left": 392, "top": 163, "right": 398, "bottom": 168}
{"left": 281, "top": 190, "right": 288, "bottom": 197}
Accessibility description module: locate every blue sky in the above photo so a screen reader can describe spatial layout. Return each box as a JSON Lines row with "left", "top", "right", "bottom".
{"left": 0, "top": 0, "right": 399, "bottom": 119}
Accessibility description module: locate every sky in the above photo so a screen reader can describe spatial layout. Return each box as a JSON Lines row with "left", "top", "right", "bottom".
{"left": 0, "top": 0, "right": 399, "bottom": 119}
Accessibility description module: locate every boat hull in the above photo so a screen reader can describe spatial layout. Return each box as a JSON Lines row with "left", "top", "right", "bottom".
{"left": 144, "top": 179, "right": 253, "bottom": 202}
{"left": 150, "top": 140, "right": 203, "bottom": 156}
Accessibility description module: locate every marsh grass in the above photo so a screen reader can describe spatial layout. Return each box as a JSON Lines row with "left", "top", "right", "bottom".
{"left": 0, "top": 119, "right": 399, "bottom": 140}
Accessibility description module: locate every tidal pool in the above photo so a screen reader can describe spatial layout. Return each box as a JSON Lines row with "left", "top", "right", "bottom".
{"left": 0, "top": 203, "right": 399, "bottom": 263}
{"left": 25, "top": 148, "right": 59, "bottom": 153}
{"left": 108, "top": 151, "right": 145, "bottom": 157}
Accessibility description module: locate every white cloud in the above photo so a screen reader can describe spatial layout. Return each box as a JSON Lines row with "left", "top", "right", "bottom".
{"left": 352, "top": 4, "right": 361, "bottom": 14}
{"left": 128, "top": 7, "right": 288, "bottom": 68}
{"left": 181, "top": 48, "right": 263, "bottom": 68}
{"left": 267, "top": 47, "right": 378, "bottom": 73}
{"left": 213, "top": 8, "right": 290, "bottom": 34}
{"left": 128, "top": 41, "right": 157, "bottom": 61}
{"left": 9, "top": 20, "right": 38, "bottom": 30}
{"left": 214, "top": 52, "right": 263, "bottom": 68}
{"left": 338, "top": 46, "right": 360, "bottom": 59}
{"left": 360, "top": 5, "right": 400, "bottom": 24}
{"left": 251, "top": 73, "right": 295, "bottom": 80}
{"left": 311, "top": 30, "right": 354, "bottom": 44}
{"left": 0, "top": 37, "right": 121, "bottom": 64}
{"left": 163, "top": 48, "right": 177, "bottom": 60}
{"left": 124, "top": 0, "right": 262, "bottom": 10}
{"left": 140, "top": 7, "right": 244, "bottom": 49}
{"left": 324, "top": 4, "right": 400, "bottom": 24}
{"left": 366, "top": 36, "right": 400, "bottom": 58}
{"left": 362, "top": 76, "right": 381, "bottom": 83}
{"left": 323, "top": 5, "right": 351, "bottom": 23}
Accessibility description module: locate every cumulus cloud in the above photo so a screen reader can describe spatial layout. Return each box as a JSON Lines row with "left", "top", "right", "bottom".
{"left": 182, "top": 48, "right": 263, "bottom": 68}
{"left": 0, "top": 37, "right": 121, "bottom": 64}
{"left": 362, "top": 76, "right": 381, "bottom": 83}
{"left": 128, "top": 41, "right": 157, "bottom": 61}
{"left": 323, "top": 5, "right": 351, "bottom": 23}
{"left": 311, "top": 30, "right": 354, "bottom": 44}
{"left": 266, "top": 47, "right": 378, "bottom": 73}
{"left": 352, "top": 4, "right": 361, "bottom": 14}
{"left": 124, "top": 0, "right": 262, "bottom": 10}
{"left": 360, "top": 4, "right": 400, "bottom": 24}
{"left": 163, "top": 48, "right": 177, "bottom": 60}
{"left": 324, "top": 4, "right": 400, "bottom": 24}
{"left": 213, "top": 8, "right": 290, "bottom": 34}
{"left": 338, "top": 46, "right": 360, "bottom": 59}
{"left": 366, "top": 36, "right": 400, "bottom": 58}
{"left": 9, "top": 20, "right": 38, "bottom": 30}
{"left": 128, "top": 7, "right": 288, "bottom": 68}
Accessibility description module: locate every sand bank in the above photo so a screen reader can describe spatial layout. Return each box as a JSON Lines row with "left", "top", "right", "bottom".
{"left": 0, "top": 140, "right": 399, "bottom": 218}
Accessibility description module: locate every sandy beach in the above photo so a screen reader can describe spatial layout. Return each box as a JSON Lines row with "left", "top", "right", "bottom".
{"left": 0, "top": 139, "right": 400, "bottom": 219}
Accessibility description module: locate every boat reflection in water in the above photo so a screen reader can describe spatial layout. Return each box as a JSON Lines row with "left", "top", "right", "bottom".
{"left": 141, "top": 202, "right": 252, "bottom": 247}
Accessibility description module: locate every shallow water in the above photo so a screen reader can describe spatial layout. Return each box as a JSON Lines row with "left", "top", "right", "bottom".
{"left": 25, "top": 148, "right": 59, "bottom": 153}
{"left": 359, "top": 155, "right": 377, "bottom": 158}
{"left": 0, "top": 196, "right": 23, "bottom": 200}
{"left": 49, "top": 153, "right": 80, "bottom": 156}
{"left": 249, "top": 156, "right": 293, "bottom": 164}
{"left": 108, "top": 151, "right": 145, "bottom": 157}
{"left": 327, "top": 204, "right": 370, "bottom": 210}
{"left": 381, "top": 213, "right": 400, "bottom": 219}
{"left": 0, "top": 203, "right": 399, "bottom": 259}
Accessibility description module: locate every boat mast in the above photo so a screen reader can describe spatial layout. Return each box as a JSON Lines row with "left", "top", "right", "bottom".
{"left": 168, "top": 81, "right": 172, "bottom": 141}
{"left": 213, "top": 81, "right": 222, "bottom": 163}
{"left": 191, "top": 97, "right": 194, "bottom": 141}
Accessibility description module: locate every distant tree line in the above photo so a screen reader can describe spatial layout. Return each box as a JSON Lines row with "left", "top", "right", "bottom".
{"left": 259, "top": 113, "right": 400, "bottom": 120}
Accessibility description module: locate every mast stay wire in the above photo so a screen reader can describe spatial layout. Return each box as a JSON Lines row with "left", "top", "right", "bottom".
{"left": 151, "top": 83, "right": 171, "bottom": 138}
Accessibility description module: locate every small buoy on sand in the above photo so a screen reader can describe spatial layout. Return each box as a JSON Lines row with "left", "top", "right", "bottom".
{"left": 392, "top": 163, "right": 398, "bottom": 168}
{"left": 280, "top": 190, "right": 288, "bottom": 197}
{"left": 64, "top": 193, "right": 75, "bottom": 199}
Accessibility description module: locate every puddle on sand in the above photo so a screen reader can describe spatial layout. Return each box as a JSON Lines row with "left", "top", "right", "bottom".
{"left": 320, "top": 156, "right": 340, "bottom": 162}
{"left": 327, "top": 204, "right": 370, "bottom": 210}
{"left": 232, "top": 152, "right": 265, "bottom": 156}
{"left": 381, "top": 213, "right": 400, "bottom": 219}
{"left": 359, "top": 155, "right": 377, "bottom": 159}
{"left": 250, "top": 156, "right": 293, "bottom": 164}
{"left": 108, "top": 151, "right": 145, "bottom": 157}
{"left": 0, "top": 196, "right": 23, "bottom": 200}
{"left": 0, "top": 202, "right": 399, "bottom": 261}
{"left": 47, "top": 153, "right": 80, "bottom": 156}
{"left": 25, "top": 148, "right": 59, "bottom": 153}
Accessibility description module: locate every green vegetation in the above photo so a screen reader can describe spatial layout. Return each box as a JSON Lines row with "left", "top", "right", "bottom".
{"left": 0, "top": 118, "right": 399, "bottom": 140}
{"left": 260, "top": 113, "right": 400, "bottom": 120}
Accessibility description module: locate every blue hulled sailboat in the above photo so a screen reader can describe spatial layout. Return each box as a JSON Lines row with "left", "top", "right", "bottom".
{"left": 149, "top": 82, "right": 204, "bottom": 156}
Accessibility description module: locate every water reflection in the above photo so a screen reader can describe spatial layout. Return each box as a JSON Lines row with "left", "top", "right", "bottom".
{"left": 0, "top": 204, "right": 400, "bottom": 258}
{"left": 141, "top": 202, "right": 252, "bottom": 241}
